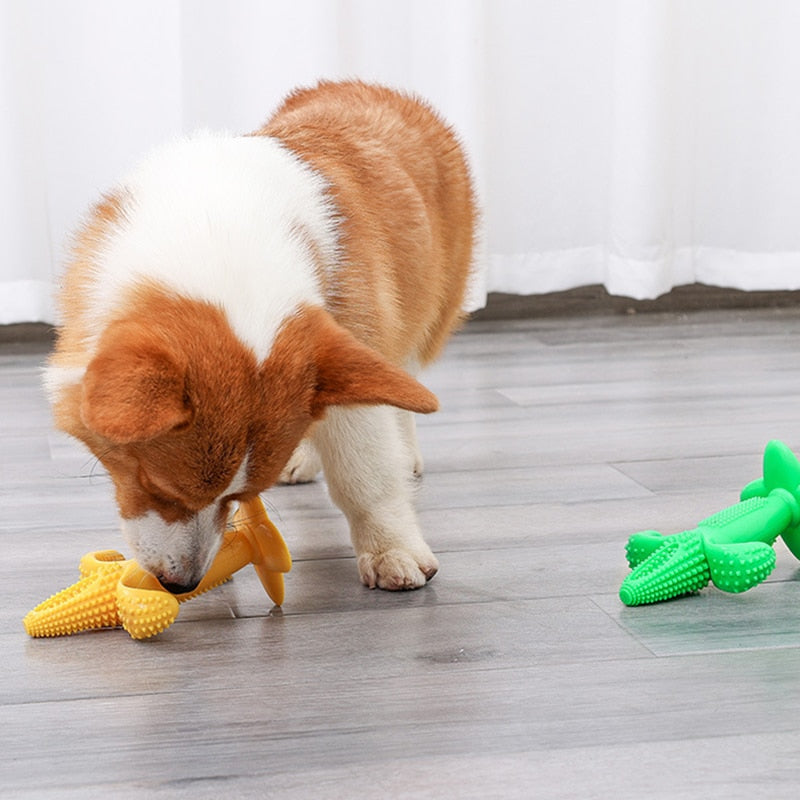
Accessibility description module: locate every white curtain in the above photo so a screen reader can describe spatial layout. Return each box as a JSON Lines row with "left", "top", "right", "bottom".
{"left": 2, "top": 0, "right": 800, "bottom": 325}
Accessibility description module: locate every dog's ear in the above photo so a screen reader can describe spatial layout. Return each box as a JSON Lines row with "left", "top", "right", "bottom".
{"left": 296, "top": 307, "right": 439, "bottom": 416}
{"left": 80, "top": 326, "right": 192, "bottom": 444}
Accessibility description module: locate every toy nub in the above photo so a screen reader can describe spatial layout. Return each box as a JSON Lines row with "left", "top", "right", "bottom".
{"left": 23, "top": 497, "right": 291, "bottom": 639}
{"left": 620, "top": 440, "right": 800, "bottom": 606}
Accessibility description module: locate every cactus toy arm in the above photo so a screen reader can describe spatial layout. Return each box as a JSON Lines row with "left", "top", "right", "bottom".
{"left": 620, "top": 441, "right": 800, "bottom": 607}
{"left": 24, "top": 496, "right": 291, "bottom": 639}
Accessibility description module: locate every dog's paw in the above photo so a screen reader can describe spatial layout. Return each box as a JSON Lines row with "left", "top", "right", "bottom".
{"left": 279, "top": 439, "right": 322, "bottom": 485}
{"left": 357, "top": 547, "right": 439, "bottom": 591}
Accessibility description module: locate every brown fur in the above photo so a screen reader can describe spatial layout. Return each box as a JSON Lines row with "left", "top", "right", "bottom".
{"left": 59, "top": 285, "right": 437, "bottom": 525}
{"left": 258, "top": 80, "right": 476, "bottom": 365}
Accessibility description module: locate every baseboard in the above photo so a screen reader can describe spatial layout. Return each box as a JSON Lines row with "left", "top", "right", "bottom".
{"left": 470, "top": 283, "right": 800, "bottom": 321}
{"left": 2, "top": 284, "right": 799, "bottom": 345}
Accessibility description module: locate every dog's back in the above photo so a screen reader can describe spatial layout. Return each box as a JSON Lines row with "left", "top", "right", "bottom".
{"left": 259, "top": 80, "right": 477, "bottom": 367}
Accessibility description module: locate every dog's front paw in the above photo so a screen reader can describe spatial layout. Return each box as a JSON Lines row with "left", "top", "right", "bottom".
{"left": 279, "top": 439, "right": 322, "bottom": 485}
{"left": 357, "top": 547, "right": 439, "bottom": 591}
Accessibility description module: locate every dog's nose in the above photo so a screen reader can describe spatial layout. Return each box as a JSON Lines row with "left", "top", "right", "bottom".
{"left": 158, "top": 577, "right": 201, "bottom": 596}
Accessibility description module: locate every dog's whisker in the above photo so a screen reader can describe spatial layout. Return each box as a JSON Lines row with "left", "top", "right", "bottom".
{"left": 74, "top": 453, "right": 112, "bottom": 483}
{"left": 261, "top": 496, "right": 283, "bottom": 520}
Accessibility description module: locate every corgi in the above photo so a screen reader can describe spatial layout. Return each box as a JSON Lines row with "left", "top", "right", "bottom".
{"left": 45, "top": 80, "right": 476, "bottom": 593}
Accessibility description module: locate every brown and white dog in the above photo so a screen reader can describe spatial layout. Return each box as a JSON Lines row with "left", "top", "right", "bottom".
{"left": 45, "top": 81, "right": 476, "bottom": 594}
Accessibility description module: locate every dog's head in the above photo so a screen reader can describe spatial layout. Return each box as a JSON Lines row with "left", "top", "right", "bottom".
{"left": 56, "top": 290, "right": 437, "bottom": 593}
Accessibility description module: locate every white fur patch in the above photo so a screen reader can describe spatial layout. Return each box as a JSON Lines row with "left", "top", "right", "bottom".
{"left": 85, "top": 131, "right": 339, "bottom": 361}
{"left": 224, "top": 452, "right": 251, "bottom": 497}
{"left": 42, "top": 364, "right": 87, "bottom": 402}
{"left": 122, "top": 506, "right": 220, "bottom": 587}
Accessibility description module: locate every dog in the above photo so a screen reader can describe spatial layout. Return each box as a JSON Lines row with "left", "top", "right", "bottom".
{"left": 45, "top": 80, "right": 476, "bottom": 593}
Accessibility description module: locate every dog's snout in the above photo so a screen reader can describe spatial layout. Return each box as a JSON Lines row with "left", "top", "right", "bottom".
{"left": 158, "top": 577, "right": 201, "bottom": 596}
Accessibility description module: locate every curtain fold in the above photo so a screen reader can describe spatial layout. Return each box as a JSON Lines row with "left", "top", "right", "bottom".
{"left": 0, "top": 0, "right": 52, "bottom": 323}
{"left": 2, "top": 0, "right": 799, "bottom": 324}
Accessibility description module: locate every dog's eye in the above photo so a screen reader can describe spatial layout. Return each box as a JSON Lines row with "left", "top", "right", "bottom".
{"left": 138, "top": 470, "right": 182, "bottom": 509}
{"left": 151, "top": 489, "right": 182, "bottom": 509}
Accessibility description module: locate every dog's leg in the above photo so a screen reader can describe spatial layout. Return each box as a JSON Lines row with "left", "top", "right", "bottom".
{"left": 312, "top": 405, "right": 439, "bottom": 590}
{"left": 279, "top": 436, "right": 323, "bottom": 484}
{"left": 398, "top": 409, "right": 424, "bottom": 478}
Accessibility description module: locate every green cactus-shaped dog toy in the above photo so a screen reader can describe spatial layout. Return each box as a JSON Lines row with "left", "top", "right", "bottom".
{"left": 620, "top": 440, "right": 800, "bottom": 606}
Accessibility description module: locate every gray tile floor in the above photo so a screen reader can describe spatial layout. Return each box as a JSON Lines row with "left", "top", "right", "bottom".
{"left": 3, "top": 308, "right": 800, "bottom": 798}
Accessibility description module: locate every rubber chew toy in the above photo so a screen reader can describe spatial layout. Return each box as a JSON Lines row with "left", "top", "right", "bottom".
{"left": 620, "top": 440, "right": 800, "bottom": 606}
{"left": 24, "top": 496, "right": 291, "bottom": 639}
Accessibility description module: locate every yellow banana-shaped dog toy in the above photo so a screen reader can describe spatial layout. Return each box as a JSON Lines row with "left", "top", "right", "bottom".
{"left": 24, "top": 497, "right": 291, "bottom": 640}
